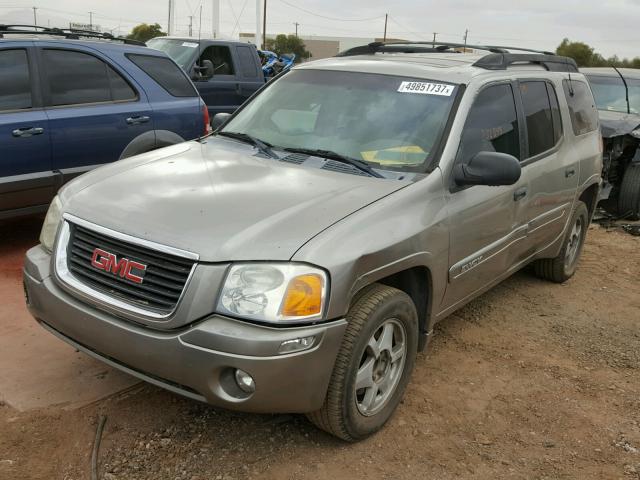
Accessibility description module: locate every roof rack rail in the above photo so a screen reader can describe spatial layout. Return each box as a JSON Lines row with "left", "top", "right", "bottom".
{"left": 335, "top": 41, "right": 578, "bottom": 72}
{"left": 0, "top": 24, "right": 145, "bottom": 46}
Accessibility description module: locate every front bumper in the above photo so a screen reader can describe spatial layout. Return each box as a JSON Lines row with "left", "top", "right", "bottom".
{"left": 23, "top": 245, "right": 347, "bottom": 413}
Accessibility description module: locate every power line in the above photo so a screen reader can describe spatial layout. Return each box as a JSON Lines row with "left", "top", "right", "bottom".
{"left": 277, "top": 0, "right": 384, "bottom": 22}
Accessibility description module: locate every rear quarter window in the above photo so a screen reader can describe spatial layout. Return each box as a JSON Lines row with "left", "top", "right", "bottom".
{"left": 127, "top": 53, "right": 197, "bottom": 97}
{"left": 562, "top": 79, "right": 598, "bottom": 136}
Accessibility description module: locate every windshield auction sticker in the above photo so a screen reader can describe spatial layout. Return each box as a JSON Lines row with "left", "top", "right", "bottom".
{"left": 182, "top": 42, "right": 199, "bottom": 48}
{"left": 397, "top": 82, "right": 454, "bottom": 96}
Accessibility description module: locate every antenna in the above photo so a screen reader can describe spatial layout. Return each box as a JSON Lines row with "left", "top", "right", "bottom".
{"left": 612, "top": 65, "right": 630, "bottom": 114}
{"left": 565, "top": 57, "right": 575, "bottom": 96}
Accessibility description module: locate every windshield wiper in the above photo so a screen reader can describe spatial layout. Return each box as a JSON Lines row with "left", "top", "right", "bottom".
{"left": 282, "top": 147, "right": 383, "bottom": 178}
{"left": 217, "top": 131, "right": 278, "bottom": 159}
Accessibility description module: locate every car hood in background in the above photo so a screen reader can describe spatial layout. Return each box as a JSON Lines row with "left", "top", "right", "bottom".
{"left": 62, "top": 138, "right": 410, "bottom": 262}
{"left": 598, "top": 110, "right": 640, "bottom": 138}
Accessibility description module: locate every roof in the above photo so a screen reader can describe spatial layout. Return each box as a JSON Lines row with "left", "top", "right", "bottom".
{"left": 297, "top": 51, "right": 578, "bottom": 85}
{"left": 158, "top": 36, "right": 250, "bottom": 46}
{"left": 0, "top": 36, "right": 157, "bottom": 54}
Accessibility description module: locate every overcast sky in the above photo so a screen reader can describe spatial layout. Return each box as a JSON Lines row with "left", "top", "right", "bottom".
{"left": 1, "top": 0, "right": 639, "bottom": 59}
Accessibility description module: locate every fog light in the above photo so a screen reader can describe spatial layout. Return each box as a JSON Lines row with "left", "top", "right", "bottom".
{"left": 234, "top": 369, "right": 255, "bottom": 394}
{"left": 278, "top": 335, "right": 316, "bottom": 354}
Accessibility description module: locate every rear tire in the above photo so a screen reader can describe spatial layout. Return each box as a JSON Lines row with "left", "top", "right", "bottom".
{"left": 307, "top": 284, "right": 418, "bottom": 442}
{"left": 533, "top": 201, "right": 589, "bottom": 283}
{"left": 618, "top": 163, "right": 640, "bottom": 220}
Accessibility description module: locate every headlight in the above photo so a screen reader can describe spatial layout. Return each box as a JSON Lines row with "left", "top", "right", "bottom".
{"left": 217, "top": 263, "right": 328, "bottom": 324}
{"left": 631, "top": 128, "right": 640, "bottom": 139}
{"left": 39, "top": 195, "right": 63, "bottom": 252}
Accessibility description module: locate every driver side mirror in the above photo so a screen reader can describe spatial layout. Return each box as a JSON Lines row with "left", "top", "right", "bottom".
{"left": 211, "top": 112, "right": 231, "bottom": 131}
{"left": 454, "top": 151, "right": 521, "bottom": 187}
{"left": 192, "top": 59, "right": 214, "bottom": 81}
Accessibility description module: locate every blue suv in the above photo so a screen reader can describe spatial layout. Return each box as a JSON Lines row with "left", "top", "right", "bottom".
{"left": 0, "top": 27, "right": 209, "bottom": 219}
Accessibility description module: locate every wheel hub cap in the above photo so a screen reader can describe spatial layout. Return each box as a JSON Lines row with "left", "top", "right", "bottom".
{"left": 355, "top": 318, "right": 407, "bottom": 417}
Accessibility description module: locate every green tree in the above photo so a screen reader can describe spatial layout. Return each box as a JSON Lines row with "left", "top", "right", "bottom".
{"left": 556, "top": 38, "right": 596, "bottom": 67}
{"left": 556, "top": 38, "right": 640, "bottom": 68}
{"left": 264, "top": 34, "right": 310, "bottom": 63}
{"left": 126, "top": 23, "right": 166, "bottom": 43}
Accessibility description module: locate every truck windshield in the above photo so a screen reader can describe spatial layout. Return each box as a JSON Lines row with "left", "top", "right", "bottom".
{"left": 587, "top": 74, "right": 640, "bottom": 114}
{"left": 147, "top": 38, "right": 199, "bottom": 69}
{"left": 221, "top": 69, "right": 459, "bottom": 172}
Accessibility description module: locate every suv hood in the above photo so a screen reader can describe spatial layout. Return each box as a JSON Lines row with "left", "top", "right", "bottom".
{"left": 62, "top": 138, "right": 409, "bottom": 262}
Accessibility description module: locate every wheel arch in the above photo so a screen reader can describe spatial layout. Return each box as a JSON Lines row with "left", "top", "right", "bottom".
{"left": 119, "top": 130, "right": 186, "bottom": 160}
{"left": 350, "top": 265, "right": 433, "bottom": 352}
{"left": 578, "top": 181, "right": 600, "bottom": 221}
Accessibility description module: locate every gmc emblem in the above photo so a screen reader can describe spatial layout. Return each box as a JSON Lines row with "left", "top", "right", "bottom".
{"left": 91, "top": 248, "right": 147, "bottom": 284}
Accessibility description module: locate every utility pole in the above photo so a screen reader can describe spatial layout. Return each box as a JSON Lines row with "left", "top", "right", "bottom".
{"left": 32, "top": 6, "right": 37, "bottom": 26}
{"left": 383, "top": 13, "right": 387, "bottom": 42}
{"left": 167, "top": 0, "right": 176, "bottom": 35}
{"left": 294, "top": 21, "right": 299, "bottom": 37}
{"left": 432, "top": 32, "right": 437, "bottom": 47}
{"left": 262, "top": 0, "right": 267, "bottom": 49}
{"left": 188, "top": 15, "right": 193, "bottom": 36}
{"left": 255, "top": 0, "right": 261, "bottom": 46}
{"left": 463, "top": 29, "right": 468, "bottom": 50}
{"left": 89, "top": 11, "right": 93, "bottom": 30}
{"left": 212, "top": 0, "right": 220, "bottom": 38}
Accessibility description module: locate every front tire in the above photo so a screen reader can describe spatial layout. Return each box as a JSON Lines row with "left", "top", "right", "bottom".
{"left": 307, "top": 284, "right": 418, "bottom": 441}
{"left": 533, "top": 201, "right": 589, "bottom": 283}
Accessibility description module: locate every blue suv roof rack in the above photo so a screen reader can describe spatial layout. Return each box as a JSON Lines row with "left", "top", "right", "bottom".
{"left": 0, "top": 24, "right": 145, "bottom": 46}
{"left": 336, "top": 41, "right": 579, "bottom": 72}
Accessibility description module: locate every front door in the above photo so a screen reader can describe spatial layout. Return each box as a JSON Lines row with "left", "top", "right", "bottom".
{"left": 194, "top": 44, "right": 241, "bottom": 115}
{"left": 0, "top": 46, "right": 53, "bottom": 216}
{"left": 441, "top": 82, "right": 525, "bottom": 312}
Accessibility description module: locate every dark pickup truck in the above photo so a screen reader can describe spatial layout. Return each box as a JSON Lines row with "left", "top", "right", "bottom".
{"left": 148, "top": 37, "right": 265, "bottom": 116}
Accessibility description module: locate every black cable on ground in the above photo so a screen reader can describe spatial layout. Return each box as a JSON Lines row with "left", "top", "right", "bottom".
{"left": 91, "top": 415, "right": 107, "bottom": 480}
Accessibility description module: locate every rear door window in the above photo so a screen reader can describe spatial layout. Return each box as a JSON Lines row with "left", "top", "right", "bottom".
{"left": 458, "top": 83, "right": 520, "bottom": 164}
{"left": 519, "top": 81, "right": 556, "bottom": 157}
{"left": 236, "top": 46, "right": 258, "bottom": 77}
{"left": 43, "top": 49, "right": 136, "bottom": 106}
{"left": 0, "top": 49, "right": 32, "bottom": 111}
{"left": 127, "top": 53, "right": 198, "bottom": 97}
{"left": 562, "top": 80, "right": 598, "bottom": 136}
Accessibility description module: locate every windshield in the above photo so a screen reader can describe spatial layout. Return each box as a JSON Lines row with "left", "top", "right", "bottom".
{"left": 221, "top": 70, "right": 458, "bottom": 172}
{"left": 147, "top": 38, "right": 199, "bottom": 69}
{"left": 587, "top": 74, "right": 640, "bottom": 114}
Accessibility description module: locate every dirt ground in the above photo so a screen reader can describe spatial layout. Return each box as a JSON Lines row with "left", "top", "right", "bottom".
{"left": 1, "top": 219, "right": 639, "bottom": 480}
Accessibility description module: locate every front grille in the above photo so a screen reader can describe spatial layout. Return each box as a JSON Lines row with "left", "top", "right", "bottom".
{"left": 66, "top": 223, "right": 196, "bottom": 313}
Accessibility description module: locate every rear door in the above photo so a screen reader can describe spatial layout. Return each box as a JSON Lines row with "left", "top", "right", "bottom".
{"left": 235, "top": 44, "right": 264, "bottom": 101}
{"left": 193, "top": 44, "right": 240, "bottom": 114}
{"left": 125, "top": 53, "right": 202, "bottom": 142}
{"left": 0, "top": 45, "right": 54, "bottom": 216}
{"left": 39, "top": 45, "right": 154, "bottom": 184}
{"left": 511, "top": 80, "right": 578, "bottom": 260}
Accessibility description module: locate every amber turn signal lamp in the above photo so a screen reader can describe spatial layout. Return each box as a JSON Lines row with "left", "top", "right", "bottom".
{"left": 280, "top": 274, "right": 324, "bottom": 317}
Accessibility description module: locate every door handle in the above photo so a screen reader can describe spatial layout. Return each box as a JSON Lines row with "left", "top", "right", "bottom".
{"left": 513, "top": 187, "right": 528, "bottom": 201}
{"left": 12, "top": 127, "right": 44, "bottom": 137}
{"left": 565, "top": 167, "right": 576, "bottom": 178}
{"left": 235, "top": 83, "right": 241, "bottom": 95}
{"left": 126, "top": 115, "right": 150, "bottom": 125}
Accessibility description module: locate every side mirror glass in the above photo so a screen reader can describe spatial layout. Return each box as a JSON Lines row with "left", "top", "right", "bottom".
{"left": 454, "top": 151, "right": 521, "bottom": 187}
{"left": 211, "top": 112, "right": 231, "bottom": 131}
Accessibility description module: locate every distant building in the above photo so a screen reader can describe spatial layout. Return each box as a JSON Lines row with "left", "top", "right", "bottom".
{"left": 239, "top": 33, "right": 406, "bottom": 61}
